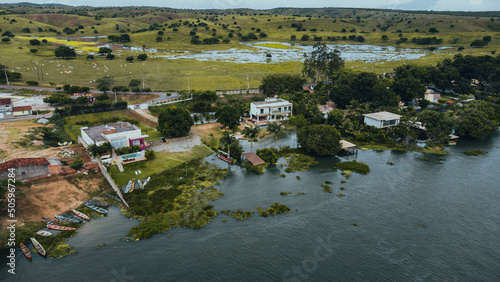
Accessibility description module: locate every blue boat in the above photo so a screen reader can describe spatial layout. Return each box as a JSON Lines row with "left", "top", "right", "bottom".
{"left": 55, "top": 214, "right": 80, "bottom": 223}
{"left": 83, "top": 201, "right": 108, "bottom": 214}
{"left": 62, "top": 213, "right": 83, "bottom": 223}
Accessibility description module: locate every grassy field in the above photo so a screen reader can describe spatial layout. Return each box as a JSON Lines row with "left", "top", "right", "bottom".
{"left": 1, "top": 6, "right": 499, "bottom": 90}
{"left": 63, "top": 110, "right": 159, "bottom": 142}
{"left": 109, "top": 145, "right": 212, "bottom": 186}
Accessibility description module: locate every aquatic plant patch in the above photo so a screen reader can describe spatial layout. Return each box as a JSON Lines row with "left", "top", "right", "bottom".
{"left": 257, "top": 203, "right": 291, "bottom": 217}
{"left": 334, "top": 160, "right": 370, "bottom": 174}
{"left": 463, "top": 150, "right": 487, "bottom": 156}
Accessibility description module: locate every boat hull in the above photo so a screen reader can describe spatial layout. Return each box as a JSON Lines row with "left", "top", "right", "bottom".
{"left": 30, "top": 237, "right": 46, "bottom": 257}
{"left": 36, "top": 230, "right": 52, "bottom": 237}
{"left": 72, "top": 209, "right": 90, "bottom": 220}
{"left": 20, "top": 243, "right": 31, "bottom": 260}
{"left": 47, "top": 224, "right": 75, "bottom": 231}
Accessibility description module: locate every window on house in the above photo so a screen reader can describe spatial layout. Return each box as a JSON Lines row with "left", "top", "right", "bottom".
{"left": 260, "top": 109, "right": 264, "bottom": 114}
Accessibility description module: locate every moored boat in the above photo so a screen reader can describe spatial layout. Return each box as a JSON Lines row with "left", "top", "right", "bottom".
{"left": 124, "top": 180, "right": 132, "bottom": 193}
{"left": 41, "top": 216, "right": 60, "bottom": 224}
{"left": 83, "top": 201, "right": 108, "bottom": 214}
{"left": 55, "top": 214, "right": 80, "bottom": 223}
{"left": 142, "top": 176, "right": 151, "bottom": 187}
{"left": 218, "top": 154, "right": 233, "bottom": 164}
{"left": 30, "top": 237, "right": 46, "bottom": 257}
{"left": 47, "top": 224, "right": 75, "bottom": 231}
{"left": 129, "top": 180, "right": 136, "bottom": 193}
{"left": 62, "top": 213, "right": 83, "bottom": 223}
{"left": 105, "top": 193, "right": 121, "bottom": 201}
{"left": 72, "top": 209, "right": 90, "bottom": 220}
{"left": 36, "top": 230, "right": 52, "bottom": 237}
{"left": 20, "top": 243, "right": 31, "bottom": 260}
{"left": 87, "top": 201, "right": 108, "bottom": 208}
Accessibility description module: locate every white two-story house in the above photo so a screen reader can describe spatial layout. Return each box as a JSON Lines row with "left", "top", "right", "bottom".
{"left": 250, "top": 97, "right": 293, "bottom": 124}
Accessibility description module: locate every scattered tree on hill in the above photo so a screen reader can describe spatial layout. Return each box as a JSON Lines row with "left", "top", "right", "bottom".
{"left": 129, "top": 79, "right": 141, "bottom": 88}
{"left": 157, "top": 106, "right": 194, "bottom": 137}
{"left": 302, "top": 43, "right": 344, "bottom": 82}
{"left": 54, "top": 46, "right": 76, "bottom": 59}
{"left": 98, "top": 47, "right": 112, "bottom": 55}
{"left": 29, "top": 39, "right": 40, "bottom": 45}
{"left": 1, "top": 38, "right": 10, "bottom": 43}
{"left": 86, "top": 55, "right": 94, "bottom": 60}
{"left": 259, "top": 73, "right": 305, "bottom": 95}
{"left": 96, "top": 76, "right": 114, "bottom": 91}
{"left": 137, "top": 54, "right": 147, "bottom": 61}
{"left": 126, "top": 56, "right": 134, "bottom": 63}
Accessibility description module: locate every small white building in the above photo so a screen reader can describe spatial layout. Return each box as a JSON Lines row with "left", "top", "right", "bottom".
{"left": 0, "top": 98, "right": 13, "bottom": 119}
{"left": 424, "top": 89, "right": 441, "bottom": 103}
{"left": 250, "top": 97, "right": 293, "bottom": 123}
{"left": 12, "top": 106, "right": 32, "bottom": 116}
{"left": 80, "top": 122, "right": 149, "bottom": 150}
{"left": 363, "top": 111, "right": 402, "bottom": 129}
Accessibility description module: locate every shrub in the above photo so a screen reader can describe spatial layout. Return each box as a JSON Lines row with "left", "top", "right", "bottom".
{"left": 70, "top": 158, "right": 84, "bottom": 169}
{"left": 145, "top": 150, "right": 155, "bottom": 160}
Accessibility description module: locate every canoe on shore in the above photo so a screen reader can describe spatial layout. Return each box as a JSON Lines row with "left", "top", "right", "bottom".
{"left": 218, "top": 154, "right": 233, "bottom": 164}
{"left": 55, "top": 214, "right": 81, "bottom": 223}
{"left": 47, "top": 224, "right": 75, "bottom": 231}
{"left": 36, "top": 230, "right": 52, "bottom": 237}
{"left": 20, "top": 243, "right": 31, "bottom": 260}
{"left": 72, "top": 209, "right": 90, "bottom": 220}
{"left": 62, "top": 213, "right": 83, "bottom": 223}
{"left": 83, "top": 201, "right": 108, "bottom": 214}
{"left": 30, "top": 237, "right": 46, "bottom": 257}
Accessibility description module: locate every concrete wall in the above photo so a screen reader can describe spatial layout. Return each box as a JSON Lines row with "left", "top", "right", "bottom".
{"left": 0, "top": 165, "right": 50, "bottom": 181}
{"left": 80, "top": 127, "right": 94, "bottom": 146}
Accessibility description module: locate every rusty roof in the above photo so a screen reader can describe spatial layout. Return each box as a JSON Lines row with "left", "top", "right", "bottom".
{"left": 242, "top": 152, "right": 266, "bottom": 166}
{"left": 12, "top": 106, "right": 32, "bottom": 111}
{"left": 0, "top": 158, "right": 50, "bottom": 173}
{"left": 0, "top": 98, "right": 12, "bottom": 106}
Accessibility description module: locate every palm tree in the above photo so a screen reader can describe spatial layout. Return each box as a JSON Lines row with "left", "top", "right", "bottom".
{"left": 267, "top": 122, "right": 282, "bottom": 146}
{"left": 242, "top": 126, "right": 260, "bottom": 152}
{"left": 219, "top": 131, "right": 236, "bottom": 160}
{"left": 193, "top": 114, "right": 200, "bottom": 125}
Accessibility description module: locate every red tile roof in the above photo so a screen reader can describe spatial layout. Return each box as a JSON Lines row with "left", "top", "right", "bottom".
{"left": 0, "top": 158, "right": 50, "bottom": 173}
{"left": 13, "top": 106, "right": 32, "bottom": 111}
{"left": 0, "top": 98, "right": 12, "bottom": 106}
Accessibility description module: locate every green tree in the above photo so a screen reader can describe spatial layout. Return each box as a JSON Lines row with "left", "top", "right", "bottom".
{"left": 43, "top": 93, "right": 73, "bottom": 105}
{"left": 302, "top": 43, "right": 344, "bottom": 82}
{"left": 326, "top": 109, "right": 344, "bottom": 128}
{"left": 259, "top": 73, "right": 305, "bottom": 95}
{"left": 417, "top": 110, "right": 454, "bottom": 142}
{"left": 215, "top": 105, "right": 240, "bottom": 128}
{"left": 391, "top": 76, "right": 425, "bottom": 103}
{"left": 129, "top": 79, "right": 141, "bottom": 88}
{"left": 297, "top": 124, "right": 342, "bottom": 155}
{"left": 29, "top": 39, "right": 40, "bottom": 45}
{"left": 455, "top": 101, "right": 500, "bottom": 139}
{"left": 267, "top": 122, "right": 282, "bottom": 146}
{"left": 257, "top": 148, "right": 278, "bottom": 164}
{"left": 96, "top": 93, "right": 110, "bottom": 101}
{"left": 242, "top": 126, "right": 260, "bottom": 152}
{"left": 106, "top": 54, "right": 115, "bottom": 60}
{"left": 54, "top": 46, "right": 76, "bottom": 59}
{"left": 219, "top": 131, "right": 237, "bottom": 160}
{"left": 137, "top": 54, "right": 148, "bottom": 61}
{"left": 372, "top": 82, "right": 398, "bottom": 108}
{"left": 126, "top": 56, "right": 134, "bottom": 63}
{"left": 96, "top": 76, "right": 114, "bottom": 90}
{"left": 98, "top": 47, "right": 112, "bottom": 55}
{"left": 157, "top": 106, "right": 194, "bottom": 137}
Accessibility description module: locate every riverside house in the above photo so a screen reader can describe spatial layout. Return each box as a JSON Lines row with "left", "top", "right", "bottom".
{"left": 80, "top": 122, "right": 149, "bottom": 150}
{"left": 250, "top": 97, "right": 293, "bottom": 124}
{"left": 363, "top": 111, "right": 402, "bottom": 129}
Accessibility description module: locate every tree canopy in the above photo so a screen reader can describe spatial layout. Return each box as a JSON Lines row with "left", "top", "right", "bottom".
{"left": 158, "top": 106, "right": 194, "bottom": 137}
{"left": 215, "top": 105, "right": 241, "bottom": 128}
{"left": 302, "top": 43, "right": 344, "bottom": 82}
{"left": 297, "top": 124, "right": 342, "bottom": 155}
{"left": 54, "top": 46, "right": 76, "bottom": 59}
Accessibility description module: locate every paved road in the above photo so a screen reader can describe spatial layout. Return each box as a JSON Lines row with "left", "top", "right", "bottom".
{"left": 0, "top": 113, "right": 52, "bottom": 122}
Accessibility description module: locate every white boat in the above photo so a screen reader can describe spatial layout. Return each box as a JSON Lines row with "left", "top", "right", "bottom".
{"left": 36, "top": 230, "right": 52, "bottom": 237}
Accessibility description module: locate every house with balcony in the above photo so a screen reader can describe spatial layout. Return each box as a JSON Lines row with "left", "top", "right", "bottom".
{"left": 250, "top": 97, "right": 293, "bottom": 124}
{"left": 80, "top": 122, "right": 149, "bottom": 150}
{"left": 363, "top": 111, "right": 402, "bottom": 129}
{"left": 0, "top": 98, "right": 13, "bottom": 119}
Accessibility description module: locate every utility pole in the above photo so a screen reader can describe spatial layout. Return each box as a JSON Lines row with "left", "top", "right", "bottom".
{"left": 187, "top": 76, "right": 190, "bottom": 94}
{"left": 142, "top": 74, "right": 145, "bottom": 90}
{"left": 114, "top": 90, "right": 117, "bottom": 102}
{"left": 247, "top": 72, "right": 249, "bottom": 90}
{"left": 36, "top": 67, "right": 40, "bottom": 81}
{"left": 40, "top": 66, "right": 44, "bottom": 81}
{"left": 4, "top": 69, "right": 9, "bottom": 85}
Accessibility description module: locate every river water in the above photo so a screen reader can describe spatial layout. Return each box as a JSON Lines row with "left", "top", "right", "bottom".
{"left": 2, "top": 131, "right": 500, "bottom": 281}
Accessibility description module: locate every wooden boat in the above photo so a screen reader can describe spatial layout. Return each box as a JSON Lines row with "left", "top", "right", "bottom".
{"left": 20, "top": 243, "right": 31, "bottom": 260}
{"left": 87, "top": 201, "right": 108, "bottom": 208}
{"left": 47, "top": 224, "right": 75, "bottom": 231}
{"left": 105, "top": 193, "right": 121, "bottom": 201}
{"left": 55, "top": 214, "right": 80, "bottom": 223}
{"left": 72, "top": 209, "right": 90, "bottom": 221}
{"left": 83, "top": 201, "right": 108, "bottom": 214}
{"left": 218, "top": 154, "right": 233, "bottom": 164}
{"left": 448, "top": 140, "right": 457, "bottom": 145}
{"left": 62, "top": 213, "right": 83, "bottom": 223}
{"left": 41, "top": 216, "right": 60, "bottom": 224}
{"left": 129, "top": 180, "right": 136, "bottom": 193}
{"left": 30, "top": 237, "right": 46, "bottom": 257}
{"left": 36, "top": 230, "right": 52, "bottom": 237}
